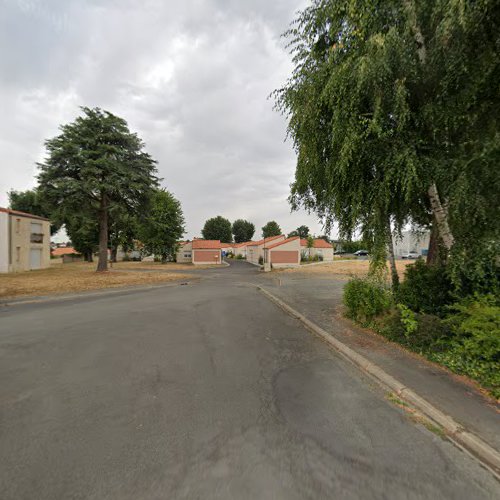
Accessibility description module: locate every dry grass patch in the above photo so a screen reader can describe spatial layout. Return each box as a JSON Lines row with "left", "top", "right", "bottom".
{"left": 277, "top": 259, "right": 413, "bottom": 280}
{"left": 113, "top": 261, "right": 217, "bottom": 271}
{"left": 0, "top": 262, "right": 192, "bottom": 300}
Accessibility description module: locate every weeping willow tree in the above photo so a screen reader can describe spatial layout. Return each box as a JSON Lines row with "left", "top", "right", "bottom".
{"left": 274, "top": 0, "right": 499, "bottom": 291}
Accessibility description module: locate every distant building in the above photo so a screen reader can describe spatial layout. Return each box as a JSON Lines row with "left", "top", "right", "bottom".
{"left": 300, "top": 238, "right": 334, "bottom": 261}
{"left": 0, "top": 207, "right": 51, "bottom": 273}
{"left": 176, "top": 239, "right": 222, "bottom": 264}
{"left": 393, "top": 230, "right": 430, "bottom": 257}
{"left": 246, "top": 235, "right": 285, "bottom": 265}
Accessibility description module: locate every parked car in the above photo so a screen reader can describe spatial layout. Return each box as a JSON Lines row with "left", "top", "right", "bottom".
{"left": 402, "top": 251, "right": 420, "bottom": 259}
{"left": 354, "top": 250, "right": 369, "bottom": 256}
{"left": 334, "top": 250, "right": 347, "bottom": 255}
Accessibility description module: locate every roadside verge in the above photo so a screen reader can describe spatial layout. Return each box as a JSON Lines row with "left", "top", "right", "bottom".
{"left": 258, "top": 285, "right": 500, "bottom": 478}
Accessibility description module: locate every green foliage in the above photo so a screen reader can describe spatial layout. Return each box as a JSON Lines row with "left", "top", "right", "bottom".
{"left": 65, "top": 214, "right": 99, "bottom": 259}
{"left": 8, "top": 189, "right": 62, "bottom": 235}
{"left": 232, "top": 219, "right": 255, "bottom": 243}
{"left": 381, "top": 308, "right": 451, "bottom": 352}
{"left": 262, "top": 220, "right": 281, "bottom": 238}
{"left": 274, "top": 0, "right": 500, "bottom": 289}
{"left": 339, "top": 240, "right": 368, "bottom": 254}
{"left": 37, "top": 107, "right": 159, "bottom": 271}
{"left": 297, "top": 225, "right": 310, "bottom": 238}
{"left": 397, "top": 259, "right": 454, "bottom": 316}
{"left": 343, "top": 277, "right": 392, "bottom": 324}
{"left": 396, "top": 304, "right": 418, "bottom": 338}
{"left": 445, "top": 295, "right": 500, "bottom": 365}
{"left": 428, "top": 295, "right": 500, "bottom": 398}
{"left": 202, "top": 216, "right": 232, "bottom": 242}
{"left": 235, "top": 254, "right": 245, "bottom": 260}
{"left": 139, "top": 189, "right": 185, "bottom": 263}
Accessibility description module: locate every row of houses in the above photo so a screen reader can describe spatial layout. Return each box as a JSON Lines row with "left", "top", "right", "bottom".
{"left": 176, "top": 235, "right": 334, "bottom": 268}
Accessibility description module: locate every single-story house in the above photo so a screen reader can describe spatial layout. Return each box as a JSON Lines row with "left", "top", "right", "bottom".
{"left": 232, "top": 241, "right": 254, "bottom": 258}
{"left": 393, "top": 230, "right": 430, "bottom": 257}
{"left": 300, "top": 238, "right": 334, "bottom": 261}
{"left": 247, "top": 235, "right": 285, "bottom": 265}
{"left": 51, "top": 246, "right": 83, "bottom": 263}
{"left": 220, "top": 243, "right": 233, "bottom": 256}
{"left": 176, "top": 241, "right": 192, "bottom": 263}
{"left": 0, "top": 207, "right": 51, "bottom": 273}
{"left": 264, "top": 236, "right": 301, "bottom": 268}
{"left": 192, "top": 239, "right": 222, "bottom": 264}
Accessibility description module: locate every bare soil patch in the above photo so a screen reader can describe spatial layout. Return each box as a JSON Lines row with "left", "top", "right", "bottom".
{"left": 0, "top": 262, "right": 192, "bottom": 299}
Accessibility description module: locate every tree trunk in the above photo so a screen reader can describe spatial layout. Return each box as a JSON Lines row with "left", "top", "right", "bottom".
{"left": 403, "top": 3, "right": 455, "bottom": 253}
{"left": 85, "top": 250, "right": 93, "bottom": 262}
{"left": 427, "top": 218, "right": 441, "bottom": 265}
{"left": 110, "top": 246, "right": 118, "bottom": 263}
{"left": 97, "top": 197, "right": 109, "bottom": 272}
{"left": 386, "top": 219, "right": 400, "bottom": 291}
{"left": 427, "top": 183, "right": 454, "bottom": 251}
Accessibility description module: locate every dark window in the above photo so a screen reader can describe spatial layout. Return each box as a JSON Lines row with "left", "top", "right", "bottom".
{"left": 30, "top": 233, "right": 44, "bottom": 243}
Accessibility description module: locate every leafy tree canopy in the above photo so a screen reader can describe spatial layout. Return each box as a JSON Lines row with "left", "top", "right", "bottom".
{"left": 296, "top": 225, "right": 310, "bottom": 238}
{"left": 38, "top": 107, "right": 159, "bottom": 271}
{"left": 274, "top": 0, "right": 500, "bottom": 290}
{"left": 8, "top": 189, "right": 61, "bottom": 235}
{"left": 202, "top": 216, "right": 232, "bottom": 242}
{"left": 232, "top": 219, "right": 255, "bottom": 243}
{"left": 262, "top": 220, "right": 282, "bottom": 238}
{"left": 140, "top": 189, "right": 185, "bottom": 263}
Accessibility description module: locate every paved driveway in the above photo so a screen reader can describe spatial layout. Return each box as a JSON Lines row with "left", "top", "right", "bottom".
{"left": 0, "top": 260, "right": 498, "bottom": 499}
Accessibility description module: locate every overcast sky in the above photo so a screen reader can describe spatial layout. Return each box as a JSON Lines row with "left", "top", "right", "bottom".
{"left": 1, "top": 0, "right": 333, "bottom": 240}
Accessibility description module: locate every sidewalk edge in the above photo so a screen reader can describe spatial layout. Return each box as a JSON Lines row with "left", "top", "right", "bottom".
{"left": 258, "top": 285, "right": 500, "bottom": 478}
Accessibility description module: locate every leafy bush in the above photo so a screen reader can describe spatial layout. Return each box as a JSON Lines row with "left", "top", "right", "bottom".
{"left": 397, "top": 259, "right": 454, "bottom": 316}
{"left": 258, "top": 256, "right": 264, "bottom": 265}
{"left": 381, "top": 307, "right": 451, "bottom": 352}
{"left": 235, "top": 254, "right": 245, "bottom": 260}
{"left": 382, "top": 295, "right": 500, "bottom": 398}
{"left": 445, "top": 295, "right": 500, "bottom": 364}
{"left": 343, "top": 277, "right": 392, "bottom": 324}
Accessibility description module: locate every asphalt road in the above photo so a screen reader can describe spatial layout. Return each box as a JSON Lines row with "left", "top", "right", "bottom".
{"left": 0, "top": 260, "right": 498, "bottom": 499}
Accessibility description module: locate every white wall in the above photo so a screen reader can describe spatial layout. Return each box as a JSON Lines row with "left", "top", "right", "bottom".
{"left": 0, "top": 212, "right": 9, "bottom": 273}
{"left": 393, "top": 231, "right": 430, "bottom": 256}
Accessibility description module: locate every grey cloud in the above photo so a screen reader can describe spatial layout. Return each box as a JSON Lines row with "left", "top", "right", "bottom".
{"left": 1, "top": 0, "right": 332, "bottom": 239}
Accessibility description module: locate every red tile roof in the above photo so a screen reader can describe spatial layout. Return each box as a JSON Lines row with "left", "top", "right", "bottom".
{"left": 52, "top": 247, "right": 80, "bottom": 256}
{"left": 248, "top": 235, "right": 284, "bottom": 247}
{"left": 300, "top": 238, "right": 333, "bottom": 249}
{"left": 233, "top": 241, "right": 254, "bottom": 248}
{"left": 192, "top": 239, "right": 221, "bottom": 249}
{"left": 266, "top": 236, "right": 300, "bottom": 250}
{"left": 0, "top": 207, "right": 49, "bottom": 221}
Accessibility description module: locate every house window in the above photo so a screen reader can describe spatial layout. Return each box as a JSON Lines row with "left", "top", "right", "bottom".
{"left": 15, "top": 218, "right": 21, "bottom": 233}
{"left": 184, "top": 252, "right": 192, "bottom": 258}
{"left": 16, "top": 247, "right": 21, "bottom": 263}
{"left": 30, "top": 222, "right": 44, "bottom": 244}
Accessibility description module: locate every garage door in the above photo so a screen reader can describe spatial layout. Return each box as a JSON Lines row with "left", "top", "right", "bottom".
{"left": 30, "top": 249, "right": 42, "bottom": 270}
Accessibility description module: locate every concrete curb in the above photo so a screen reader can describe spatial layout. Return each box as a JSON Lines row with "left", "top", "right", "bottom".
{"left": 258, "top": 286, "right": 500, "bottom": 478}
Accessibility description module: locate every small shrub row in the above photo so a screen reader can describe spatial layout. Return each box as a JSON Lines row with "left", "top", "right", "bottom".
{"left": 343, "top": 272, "right": 500, "bottom": 398}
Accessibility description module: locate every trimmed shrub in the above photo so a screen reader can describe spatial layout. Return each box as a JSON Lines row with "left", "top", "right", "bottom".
{"left": 343, "top": 277, "right": 392, "bottom": 324}
{"left": 397, "top": 259, "right": 454, "bottom": 316}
